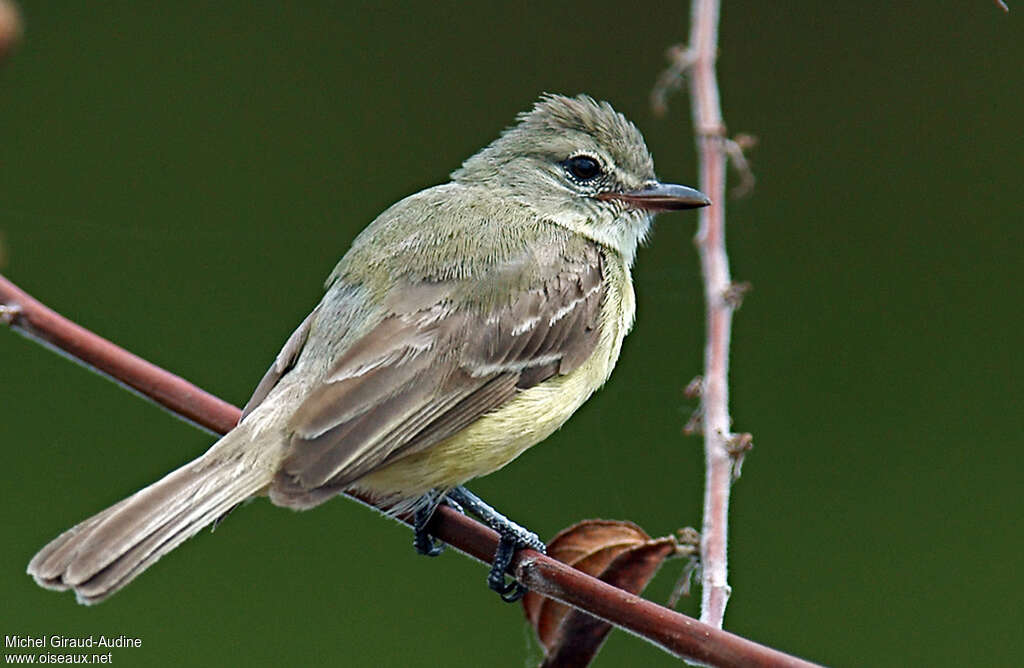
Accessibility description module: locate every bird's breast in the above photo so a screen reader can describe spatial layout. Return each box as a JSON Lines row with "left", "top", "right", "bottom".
{"left": 353, "top": 249, "right": 636, "bottom": 500}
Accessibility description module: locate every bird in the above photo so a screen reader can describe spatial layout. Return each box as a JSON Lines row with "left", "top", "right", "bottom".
{"left": 27, "top": 93, "right": 709, "bottom": 605}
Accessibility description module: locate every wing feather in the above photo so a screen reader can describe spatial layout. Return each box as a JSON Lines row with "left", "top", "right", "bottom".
{"left": 265, "top": 241, "right": 606, "bottom": 507}
{"left": 240, "top": 305, "right": 320, "bottom": 421}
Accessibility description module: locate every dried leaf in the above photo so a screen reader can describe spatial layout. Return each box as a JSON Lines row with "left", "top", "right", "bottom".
{"left": 523, "top": 520, "right": 682, "bottom": 667}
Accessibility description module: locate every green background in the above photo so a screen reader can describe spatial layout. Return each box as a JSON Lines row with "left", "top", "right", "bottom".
{"left": 2, "top": 2, "right": 1021, "bottom": 666}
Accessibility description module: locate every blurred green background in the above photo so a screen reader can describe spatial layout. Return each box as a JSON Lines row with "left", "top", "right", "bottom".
{"left": 2, "top": 2, "right": 1021, "bottom": 666}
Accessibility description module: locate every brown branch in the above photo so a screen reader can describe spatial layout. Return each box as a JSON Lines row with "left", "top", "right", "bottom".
{"left": 0, "top": 275, "right": 240, "bottom": 436}
{"left": 1, "top": 273, "right": 817, "bottom": 667}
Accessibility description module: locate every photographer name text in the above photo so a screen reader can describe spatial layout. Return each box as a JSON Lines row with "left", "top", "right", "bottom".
{"left": 5, "top": 636, "right": 141, "bottom": 650}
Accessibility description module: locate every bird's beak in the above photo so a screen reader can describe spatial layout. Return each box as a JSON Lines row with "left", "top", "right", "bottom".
{"left": 597, "top": 183, "right": 711, "bottom": 212}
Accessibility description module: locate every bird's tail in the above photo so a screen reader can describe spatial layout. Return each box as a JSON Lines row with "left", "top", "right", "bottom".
{"left": 27, "top": 428, "right": 274, "bottom": 605}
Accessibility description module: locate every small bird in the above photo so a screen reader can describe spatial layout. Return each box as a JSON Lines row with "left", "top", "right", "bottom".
{"left": 27, "top": 94, "right": 708, "bottom": 604}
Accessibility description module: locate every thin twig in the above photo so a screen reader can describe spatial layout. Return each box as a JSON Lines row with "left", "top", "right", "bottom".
{"left": 687, "top": 0, "right": 739, "bottom": 629}
{"left": 1, "top": 274, "right": 815, "bottom": 666}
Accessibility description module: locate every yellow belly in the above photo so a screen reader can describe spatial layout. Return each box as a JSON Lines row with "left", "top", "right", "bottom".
{"left": 354, "top": 251, "right": 635, "bottom": 501}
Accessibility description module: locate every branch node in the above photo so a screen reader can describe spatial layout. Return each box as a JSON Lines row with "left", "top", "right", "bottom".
{"left": 0, "top": 301, "right": 23, "bottom": 325}
{"left": 683, "top": 406, "right": 704, "bottom": 436}
{"left": 650, "top": 44, "right": 696, "bottom": 117}
{"left": 721, "top": 281, "right": 752, "bottom": 310}
{"left": 725, "top": 433, "right": 754, "bottom": 480}
{"left": 725, "top": 134, "right": 758, "bottom": 198}
{"left": 667, "top": 527, "right": 702, "bottom": 608}
{"left": 675, "top": 526, "right": 701, "bottom": 555}
{"left": 698, "top": 123, "right": 728, "bottom": 139}
{"left": 683, "top": 375, "right": 704, "bottom": 399}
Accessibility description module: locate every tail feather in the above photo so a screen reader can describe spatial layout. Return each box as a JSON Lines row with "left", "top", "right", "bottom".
{"left": 29, "top": 497, "right": 134, "bottom": 590}
{"left": 72, "top": 477, "right": 255, "bottom": 603}
{"left": 28, "top": 443, "right": 271, "bottom": 605}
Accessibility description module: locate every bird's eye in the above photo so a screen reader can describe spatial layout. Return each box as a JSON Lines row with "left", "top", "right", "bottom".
{"left": 563, "top": 155, "right": 603, "bottom": 181}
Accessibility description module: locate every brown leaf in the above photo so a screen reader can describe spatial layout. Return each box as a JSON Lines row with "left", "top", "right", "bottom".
{"left": 523, "top": 520, "right": 683, "bottom": 667}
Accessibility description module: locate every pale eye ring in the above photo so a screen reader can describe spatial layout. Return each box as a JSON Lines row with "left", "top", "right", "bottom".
{"left": 562, "top": 155, "right": 603, "bottom": 181}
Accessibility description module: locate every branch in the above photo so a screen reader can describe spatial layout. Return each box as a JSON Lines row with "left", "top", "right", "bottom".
{"left": 2, "top": 274, "right": 815, "bottom": 667}
{"left": 653, "top": 0, "right": 748, "bottom": 629}
{"left": 688, "top": 0, "right": 740, "bottom": 630}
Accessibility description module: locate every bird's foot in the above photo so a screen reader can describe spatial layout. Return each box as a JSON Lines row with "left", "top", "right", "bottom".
{"left": 446, "top": 486, "right": 546, "bottom": 603}
{"left": 412, "top": 491, "right": 448, "bottom": 557}
{"left": 412, "top": 491, "right": 468, "bottom": 557}
{"left": 488, "top": 526, "right": 546, "bottom": 602}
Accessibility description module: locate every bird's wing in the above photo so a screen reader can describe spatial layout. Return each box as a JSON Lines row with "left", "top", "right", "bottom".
{"left": 240, "top": 305, "right": 320, "bottom": 422}
{"left": 270, "top": 242, "right": 606, "bottom": 502}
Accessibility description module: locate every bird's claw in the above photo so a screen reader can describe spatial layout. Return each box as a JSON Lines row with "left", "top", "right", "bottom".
{"left": 496, "top": 579, "right": 528, "bottom": 603}
{"left": 486, "top": 527, "right": 546, "bottom": 603}
{"left": 412, "top": 501, "right": 445, "bottom": 557}
{"left": 413, "top": 530, "right": 444, "bottom": 557}
{"left": 413, "top": 486, "right": 546, "bottom": 603}
{"left": 411, "top": 491, "right": 469, "bottom": 557}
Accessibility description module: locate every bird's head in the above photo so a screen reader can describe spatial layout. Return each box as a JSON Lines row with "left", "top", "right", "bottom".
{"left": 452, "top": 94, "right": 709, "bottom": 261}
